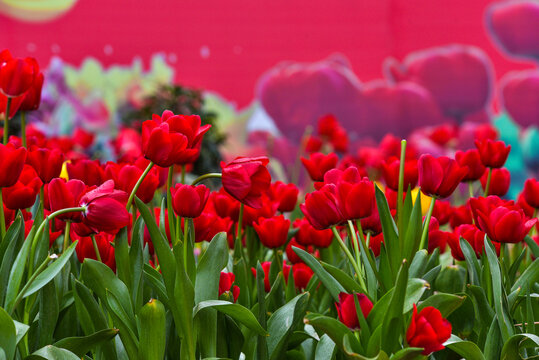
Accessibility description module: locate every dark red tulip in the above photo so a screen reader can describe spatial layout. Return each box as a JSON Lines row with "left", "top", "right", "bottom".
{"left": 293, "top": 218, "right": 334, "bottom": 248}
{"left": 301, "top": 152, "right": 338, "bottom": 182}
{"left": 105, "top": 163, "right": 159, "bottom": 204}
{"left": 300, "top": 185, "right": 343, "bottom": 230}
{"left": 219, "top": 272, "right": 239, "bottom": 302}
{"left": 269, "top": 181, "right": 299, "bottom": 213}
{"left": 285, "top": 238, "right": 308, "bottom": 264}
{"left": 449, "top": 203, "right": 473, "bottom": 229}
{"left": 523, "top": 179, "right": 539, "bottom": 209}
{"left": 0, "top": 143, "right": 27, "bottom": 188}
{"left": 66, "top": 159, "right": 105, "bottom": 186}
{"left": 210, "top": 188, "right": 240, "bottom": 221}
{"left": 335, "top": 177, "right": 375, "bottom": 221}
{"left": 78, "top": 180, "right": 130, "bottom": 234}
{"left": 448, "top": 224, "right": 500, "bottom": 261}
{"left": 74, "top": 232, "right": 116, "bottom": 271}
{"left": 48, "top": 178, "right": 87, "bottom": 222}
{"left": 221, "top": 156, "right": 271, "bottom": 209}
{"left": 432, "top": 200, "right": 451, "bottom": 226}
{"left": 2, "top": 164, "right": 42, "bottom": 210}
{"left": 283, "top": 262, "right": 314, "bottom": 290}
{"left": 19, "top": 72, "right": 43, "bottom": 111}
{"left": 455, "top": 149, "right": 486, "bottom": 182}
{"left": 171, "top": 183, "right": 209, "bottom": 218}
{"left": 192, "top": 212, "right": 232, "bottom": 243}
{"left": 369, "top": 233, "right": 384, "bottom": 256}
{"left": 0, "top": 93, "right": 23, "bottom": 120}
{"left": 335, "top": 292, "right": 373, "bottom": 330}
{"left": 242, "top": 194, "right": 278, "bottom": 226}
{"left": 0, "top": 55, "right": 37, "bottom": 97}
{"left": 253, "top": 215, "right": 290, "bottom": 249}
{"left": 26, "top": 147, "right": 64, "bottom": 184}
{"left": 406, "top": 304, "right": 452, "bottom": 355}
{"left": 382, "top": 157, "right": 418, "bottom": 192}
{"left": 251, "top": 261, "right": 272, "bottom": 292}
{"left": 480, "top": 168, "right": 510, "bottom": 196}
{"left": 474, "top": 139, "right": 511, "bottom": 168}
{"left": 418, "top": 155, "right": 468, "bottom": 198}
{"left": 428, "top": 229, "right": 453, "bottom": 254}
{"left": 360, "top": 203, "right": 383, "bottom": 236}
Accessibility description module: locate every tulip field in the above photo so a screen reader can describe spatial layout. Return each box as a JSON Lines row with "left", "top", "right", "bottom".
{"left": 0, "top": 46, "right": 538, "bottom": 360}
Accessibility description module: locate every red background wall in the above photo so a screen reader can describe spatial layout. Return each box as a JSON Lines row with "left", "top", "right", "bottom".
{"left": 0, "top": 0, "right": 535, "bottom": 107}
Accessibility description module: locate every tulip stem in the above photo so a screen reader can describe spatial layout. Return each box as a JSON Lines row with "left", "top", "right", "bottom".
{"left": 3, "top": 97, "right": 11, "bottom": 145}
{"left": 10, "top": 255, "right": 53, "bottom": 315}
{"left": 484, "top": 168, "right": 492, "bottom": 196}
{"left": 181, "top": 165, "right": 186, "bottom": 184}
{"left": 91, "top": 234, "right": 102, "bottom": 262}
{"left": 332, "top": 226, "right": 367, "bottom": 291}
{"left": 62, "top": 221, "right": 70, "bottom": 254}
{"left": 346, "top": 220, "right": 362, "bottom": 277}
{"left": 182, "top": 218, "right": 190, "bottom": 268}
{"left": 126, "top": 161, "right": 154, "bottom": 211}
{"left": 396, "top": 140, "right": 407, "bottom": 232}
{"left": 167, "top": 166, "right": 176, "bottom": 243}
{"left": 21, "top": 111, "right": 26, "bottom": 148}
{"left": 33, "top": 207, "right": 87, "bottom": 249}
{"left": 419, "top": 197, "right": 436, "bottom": 251}
{"left": 468, "top": 181, "right": 474, "bottom": 199}
{"left": 236, "top": 203, "right": 244, "bottom": 246}
{"left": 191, "top": 172, "right": 222, "bottom": 186}
{"left": 0, "top": 189, "right": 5, "bottom": 240}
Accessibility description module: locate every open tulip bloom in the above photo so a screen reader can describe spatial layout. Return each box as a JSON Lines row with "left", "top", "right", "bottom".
{"left": 0, "top": 50, "right": 537, "bottom": 360}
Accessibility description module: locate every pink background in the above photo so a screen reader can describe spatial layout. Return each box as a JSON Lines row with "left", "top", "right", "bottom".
{"left": 0, "top": 0, "right": 535, "bottom": 107}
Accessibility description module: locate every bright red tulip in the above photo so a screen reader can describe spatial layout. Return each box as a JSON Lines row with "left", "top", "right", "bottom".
{"left": 192, "top": 212, "right": 232, "bottom": 243}
{"left": 382, "top": 157, "right": 418, "bottom": 192}
{"left": 304, "top": 135, "right": 322, "bottom": 153}
{"left": 418, "top": 154, "right": 468, "bottom": 198}
{"left": 210, "top": 188, "right": 240, "bottom": 221}
{"left": 523, "top": 179, "right": 539, "bottom": 209}
{"left": 0, "top": 143, "right": 27, "bottom": 188}
{"left": 221, "top": 156, "right": 271, "bottom": 209}
{"left": 218, "top": 272, "right": 240, "bottom": 302}
{"left": 74, "top": 232, "right": 116, "bottom": 271}
{"left": 19, "top": 72, "right": 43, "bottom": 111}
{"left": 105, "top": 163, "right": 159, "bottom": 204}
{"left": 317, "top": 114, "right": 340, "bottom": 139}
{"left": 66, "top": 159, "right": 105, "bottom": 186}
{"left": 251, "top": 261, "right": 272, "bottom": 292}
{"left": 449, "top": 203, "right": 473, "bottom": 229}
{"left": 79, "top": 180, "right": 130, "bottom": 234}
{"left": 253, "top": 215, "right": 290, "bottom": 248}
{"left": 0, "top": 55, "right": 37, "bottom": 97}
{"left": 474, "top": 139, "right": 511, "bottom": 168}
{"left": 283, "top": 262, "right": 314, "bottom": 290}
{"left": 301, "top": 152, "right": 338, "bottom": 182}
{"left": 48, "top": 178, "right": 87, "bottom": 222}
{"left": 300, "top": 185, "right": 343, "bottom": 230}
{"left": 2, "top": 164, "right": 42, "bottom": 210}
{"left": 269, "top": 181, "right": 299, "bottom": 213}
{"left": 406, "top": 304, "right": 452, "bottom": 355}
{"left": 335, "top": 292, "right": 373, "bottom": 330}
{"left": 171, "top": 183, "right": 209, "bottom": 218}
{"left": 293, "top": 218, "right": 334, "bottom": 248}
{"left": 480, "top": 168, "right": 510, "bottom": 196}
{"left": 448, "top": 224, "right": 500, "bottom": 261}
{"left": 455, "top": 149, "right": 486, "bottom": 182}
{"left": 285, "top": 238, "right": 309, "bottom": 263}
{"left": 26, "top": 147, "right": 64, "bottom": 184}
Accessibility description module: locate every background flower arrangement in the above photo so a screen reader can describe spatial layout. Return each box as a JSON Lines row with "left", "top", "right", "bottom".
{"left": 0, "top": 45, "right": 538, "bottom": 360}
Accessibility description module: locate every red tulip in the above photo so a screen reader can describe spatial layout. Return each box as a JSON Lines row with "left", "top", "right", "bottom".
{"left": 480, "top": 168, "right": 510, "bottom": 196}
{"left": 428, "top": 229, "right": 454, "bottom": 254}
{"left": 26, "top": 147, "right": 64, "bottom": 184}
{"left": 330, "top": 127, "right": 349, "bottom": 153}
{"left": 283, "top": 262, "right": 314, "bottom": 290}
{"left": 78, "top": 180, "right": 130, "bottom": 234}
{"left": 418, "top": 155, "right": 468, "bottom": 198}
{"left": 253, "top": 215, "right": 290, "bottom": 249}
{"left": 74, "top": 232, "right": 116, "bottom": 271}
{"left": 66, "top": 159, "right": 105, "bottom": 186}
{"left": 105, "top": 163, "right": 159, "bottom": 204}
{"left": 19, "top": 72, "right": 43, "bottom": 111}
{"left": 304, "top": 135, "right": 322, "bottom": 153}
{"left": 0, "top": 94, "right": 23, "bottom": 120}
{"left": 335, "top": 292, "right": 373, "bottom": 330}
{"left": 251, "top": 261, "right": 272, "bottom": 292}
{"left": 171, "top": 183, "right": 209, "bottom": 218}
{"left": 0, "top": 55, "right": 37, "bottom": 97}
{"left": 301, "top": 152, "right": 338, "bottom": 182}
{"left": 0, "top": 143, "right": 27, "bottom": 188}
{"left": 192, "top": 212, "right": 232, "bottom": 243}
{"left": 474, "top": 139, "right": 511, "bottom": 168}
{"left": 48, "top": 178, "right": 87, "bottom": 222}
{"left": 210, "top": 188, "right": 240, "bottom": 220}
{"left": 293, "top": 218, "right": 334, "bottom": 248}
{"left": 476, "top": 205, "right": 536, "bottom": 244}
{"left": 337, "top": 177, "right": 375, "bottom": 221}
{"left": 455, "top": 149, "right": 486, "bottom": 182}
{"left": 382, "top": 157, "right": 418, "bottom": 192}
{"left": 218, "top": 272, "right": 240, "bottom": 302}
{"left": 448, "top": 224, "right": 500, "bottom": 261}
{"left": 221, "top": 156, "right": 271, "bottom": 209}
{"left": 285, "top": 238, "right": 309, "bottom": 263}
{"left": 360, "top": 203, "right": 383, "bottom": 236}
{"left": 317, "top": 114, "right": 340, "bottom": 139}
{"left": 2, "top": 164, "right": 42, "bottom": 210}
{"left": 406, "top": 304, "right": 452, "bottom": 355}
{"left": 269, "top": 181, "right": 299, "bottom": 213}
{"left": 300, "top": 185, "right": 343, "bottom": 230}
{"left": 432, "top": 200, "right": 451, "bottom": 226}
{"left": 449, "top": 203, "right": 473, "bottom": 229}
{"left": 369, "top": 233, "right": 384, "bottom": 256}
{"left": 523, "top": 179, "right": 539, "bottom": 209}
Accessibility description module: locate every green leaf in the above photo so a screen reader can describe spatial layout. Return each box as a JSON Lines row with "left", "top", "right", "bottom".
{"left": 143, "top": 264, "right": 168, "bottom": 305}
{"left": 193, "top": 300, "right": 267, "bottom": 336}
{"left": 524, "top": 236, "right": 539, "bottom": 258}
{"left": 0, "top": 306, "right": 16, "bottom": 360}
{"left": 267, "top": 293, "right": 309, "bottom": 360}
{"left": 256, "top": 262, "right": 269, "bottom": 360}
{"left": 305, "top": 313, "right": 356, "bottom": 352}
{"left": 106, "top": 290, "right": 139, "bottom": 360}
{"left": 27, "top": 345, "right": 80, "bottom": 360}
{"left": 314, "top": 334, "right": 336, "bottom": 360}
{"left": 37, "top": 281, "right": 59, "bottom": 348}
{"left": 114, "top": 227, "right": 132, "bottom": 293}
{"left": 500, "top": 333, "right": 539, "bottom": 360}
{"left": 460, "top": 237, "right": 481, "bottom": 286}
{"left": 195, "top": 232, "right": 228, "bottom": 303}
{"left": 138, "top": 299, "right": 166, "bottom": 360}
{"left": 322, "top": 262, "right": 363, "bottom": 294}
{"left": 4, "top": 222, "right": 33, "bottom": 312}
{"left": 380, "top": 260, "right": 408, "bottom": 354}
{"left": 444, "top": 334, "right": 485, "bottom": 360}
{"left": 375, "top": 186, "right": 399, "bottom": 276}
{"left": 418, "top": 293, "right": 465, "bottom": 318}
{"left": 13, "top": 320, "right": 29, "bottom": 345}
{"left": 53, "top": 329, "right": 119, "bottom": 357}
{"left": 293, "top": 247, "right": 345, "bottom": 301}
{"left": 511, "top": 258, "right": 539, "bottom": 293}
{"left": 0, "top": 217, "right": 23, "bottom": 305}
{"left": 467, "top": 285, "right": 494, "bottom": 328}
{"left": 484, "top": 316, "right": 502, "bottom": 360}
{"left": 408, "top": 250, "right": 428, "bottom": 279}
{"left": 402, "top": 190, "right": 423, "bottom": 261}
{"left": 21, "top": 241, "right": 78, "bottom": 299}
{"left": 389, "top": 347, "right": 424, "bottom": 360}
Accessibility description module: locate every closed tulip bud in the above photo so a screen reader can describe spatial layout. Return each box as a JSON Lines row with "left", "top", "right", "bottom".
{"left": 475, "top": 139, "right": 511, "bottom": 168}
{"left": 294, "top": 218, "right": 334, "bottom": 248}
{"left": 221, "top": 156, "right": 271, "bottom": 209}
{"left": 26, "top": 147, "right": 64, "bottom": 184}
{"left": 251, "top": 261, "right": 272, "bottom": 292}
{"left": 66, "top": 159, "right": 105, "bottom": 187}
{"left": 253, "top": 215, "right": 290, "bottom": 248}
{"left": 283, "top": 262, "right": 314, "bottom": 290}
{"left": 105, "top": 163, "right": 159, "bottom": 204}
{"left": 19, "top": 72, "right": 43, "bottom": 111}
{"left": 2, "top": 164, "right": 42, "bottom": 210}
{"left": 219, "top": 272, "right": 240, "bottom": 302}
{"left": 418, "top": 154, "right": 468, "bottom": 198}
{"left": 523, "top": 178, "right": 539, "bottom": 209}
{"left": 0, "top": 55, "right": 37, "bottom": 97}
{"left": 269, "top": 181, "right": 299, "bottom": 213}
{"left": 382, "top": 157, "right": 418, "bottom": 192}
{"left": 480, "top": 167, "right": 510, "bottom": 196}
{"left": 455, "top": 149, "right": 486, "bottom": 182}
{"left": 336, "top": 177, "right": 375, "bottom": 220}
{"left": 335, "top": 292, "right": 373, "bottom": 330}
{"left": 171, "top": 183, "right": 209, "bottom": 218}
{"left": 301, "top": 152, "right": 338, "bottom": 182}
{"left": 477, "top": 205, "right": 536, "bottom": 243}
{"left": 48, "top": 178, "right": 87, "bottom": 222}
{"left": 0, "top": 143, "right": 27, "bottom": 188}
{"left": 406, "top": 304, "right": 452, "bottom": 355}
{"left": 74, "top": 232, "right": 116, "bottom": 270}
{"left": 300, "top": 185, "right": 343, "bottom": 230}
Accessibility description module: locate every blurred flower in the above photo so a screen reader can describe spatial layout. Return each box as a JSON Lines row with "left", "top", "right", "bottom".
{"left": 0, "top": 143, "right": 27, "bottom": 188}
{"left": 2, "top": 164, "right": 42, "bottom": 210}
{"left": 455, "top": 149, "right": 486, "bottom": 182}
{"left": 301, "top": 152, "right": 339, "bottom": 182}
{"left": 218, "top": 272, "right": 239, "bottom": 302}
